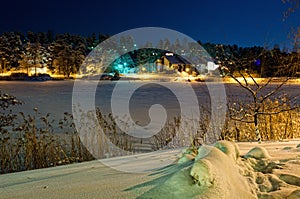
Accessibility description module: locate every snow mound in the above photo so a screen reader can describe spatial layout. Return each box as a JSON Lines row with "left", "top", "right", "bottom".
{"left": 283, "top": 144, "right": 300, "bottom": 152}
{"left": 139, "top": 143, "right": 256, "bottom": 199}
{"left": 214, "top": 140, "right": 240, "bottom": 161}
{"left": 283, "top": 146, "right": 294, "bottom": 150}
{"left": 279, "top": 174, "right": 300, "bottom": 186}
{"left": 287, "top": 189, "right": 300, "bottom": 199}
{"left": 190, "top": 146, "right": 255, "bottom": 199}
{"left": 255, "top": 173, "right": 283, "bottom": 193}
{"left": 244, "top": 146, "right": 271, "bottom": 159}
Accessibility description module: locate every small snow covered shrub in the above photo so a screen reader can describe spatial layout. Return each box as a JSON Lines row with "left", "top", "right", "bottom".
{"left": 190, "top": 157, "right": 214, "bottom": 187}
{"left": 177, "top": 147, "right": 198, "bottom": 164}
{"left": 244, "top": 146, "right": 271, "bottom": 159}
{"left": 214, "top": 140, "right": 240, "bottom": 161}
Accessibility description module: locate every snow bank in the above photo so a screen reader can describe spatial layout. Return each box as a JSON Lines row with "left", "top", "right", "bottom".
{"left": 139, "top": 141, "right": 256, "bottom": 199}
{"left": 243, "top": 146, "right": 271, "bottom": 159}
{"left": 138, "top": 140, "right": 300, "bottom": 199}
{"left": 1, "top": 140, "right": 300, "bottom": 199}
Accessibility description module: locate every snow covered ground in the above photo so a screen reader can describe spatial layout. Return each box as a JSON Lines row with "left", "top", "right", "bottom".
{"left": 0, "top": 140, "right": 300, "bottom": 199}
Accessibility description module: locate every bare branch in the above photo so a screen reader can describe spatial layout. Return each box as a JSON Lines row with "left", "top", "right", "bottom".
{"left": 229, "top": 115, "right": 254, "bottom": 123}
{"left": 282, "top": 0, "right": 300, "bottom": 20}
{"left": 245, "top": 69, "right": 259, "bottom": 88}
{"left": 256, "top": 77, "right": 273, "bottom": 92}
{"left": 230, "top": 74, "right": 255, "bottom": 96}
{"left": 261, "top": 95, "right": 299, "bottom": 112}
{"left": 260, "top": 78, "right": 290, "bottom": 103}
{"left": 258, "top": 106, "right": 299, "bottom": 115}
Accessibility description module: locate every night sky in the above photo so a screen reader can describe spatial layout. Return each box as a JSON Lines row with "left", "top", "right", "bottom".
{"left": 1, "top": 0, "right": 299, "bottom": 47}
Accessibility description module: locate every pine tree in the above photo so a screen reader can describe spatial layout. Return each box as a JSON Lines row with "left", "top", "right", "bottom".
{"left": 19, "top": 42, "right": 48, "bottom": 75}
{"left": 0, "top": 32, "right": 23, "bottom": 73}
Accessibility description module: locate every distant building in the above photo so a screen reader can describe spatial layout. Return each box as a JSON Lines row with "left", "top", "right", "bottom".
{"left": 207, "top": 61, "right": 219, "bottom": 71}
{"left": 155, "top": 53, "right": 194, "bottom": 74}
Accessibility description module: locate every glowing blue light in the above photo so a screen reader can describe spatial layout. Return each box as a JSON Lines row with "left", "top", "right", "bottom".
{"left": 254, "top": 59, "right": 261, "bottom": 66}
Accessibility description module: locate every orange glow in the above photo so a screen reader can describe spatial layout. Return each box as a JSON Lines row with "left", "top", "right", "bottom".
{"left": 0, "top": 72, "right": 12, "bottom": 76}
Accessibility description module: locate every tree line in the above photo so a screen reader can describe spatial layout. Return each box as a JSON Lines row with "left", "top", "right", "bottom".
{"left": 0, "top": 31, "right": 109, "bottom": 77}
{"left": 0, "top": 30, "right": 299, "bottom": 78}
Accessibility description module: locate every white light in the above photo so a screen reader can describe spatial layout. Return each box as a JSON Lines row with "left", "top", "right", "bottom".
{"left": 165, "top": 53, "right": 173, "bottom": 56}
{"left": 207, "top": 61, "right": 219, "bottom": 71}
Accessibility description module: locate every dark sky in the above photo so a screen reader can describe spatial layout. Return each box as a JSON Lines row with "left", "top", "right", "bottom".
{"left": 1, "top": 0, "right": 299, "bottom": 47}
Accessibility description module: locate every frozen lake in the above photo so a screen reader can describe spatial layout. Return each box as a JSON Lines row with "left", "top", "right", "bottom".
{"left": 0, "top": 80, "right": 299, "bottom": 122}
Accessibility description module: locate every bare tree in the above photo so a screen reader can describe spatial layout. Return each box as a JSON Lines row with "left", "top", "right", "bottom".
{"left": 282, "top": 0, "right": 300, "bottom": 20}
{"left": 228, "top": 71, "right": 299, "bottom": 142}
{"left": 219, "top": 47, "right": 299, "bottom": 142}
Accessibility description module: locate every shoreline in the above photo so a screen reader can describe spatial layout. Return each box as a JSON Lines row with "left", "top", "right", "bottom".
{"left": 1, "top": 75, "right": 300, "bottom": 84}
